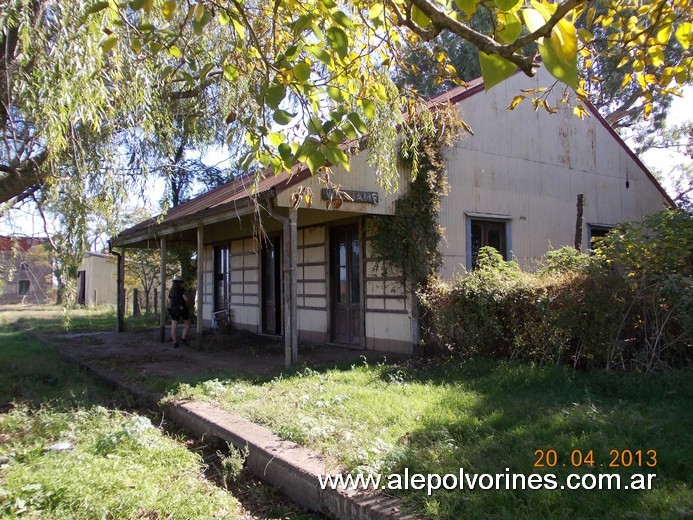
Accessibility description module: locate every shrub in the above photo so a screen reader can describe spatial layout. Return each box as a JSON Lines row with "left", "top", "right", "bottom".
{"left": 419, "top": 210, "right": 692, "bottom": 372}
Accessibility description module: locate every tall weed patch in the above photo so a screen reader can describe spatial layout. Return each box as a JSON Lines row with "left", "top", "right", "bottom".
{"left": 420, "top": 210, "right": 692, "bottom": 372}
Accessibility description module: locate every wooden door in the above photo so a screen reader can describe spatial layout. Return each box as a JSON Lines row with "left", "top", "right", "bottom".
{"left": 261, "top": 235, "right": 282, "bottom": 334}
{"left": 330, "top": 225, "right": 362, "bottom": 344}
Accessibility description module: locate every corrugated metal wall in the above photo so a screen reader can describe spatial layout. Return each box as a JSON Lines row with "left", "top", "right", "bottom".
{"left": 439, "top": 69, "right": 669, "bottom": 276}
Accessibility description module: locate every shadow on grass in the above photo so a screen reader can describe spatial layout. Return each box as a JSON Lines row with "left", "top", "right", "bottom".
{"left": 370, "top": 359, "right": 692, "bottom": 519}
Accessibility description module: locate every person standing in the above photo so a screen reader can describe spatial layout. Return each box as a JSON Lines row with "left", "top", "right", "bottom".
{"left": 168, "top": 276, "right": 191, "bottom": 348}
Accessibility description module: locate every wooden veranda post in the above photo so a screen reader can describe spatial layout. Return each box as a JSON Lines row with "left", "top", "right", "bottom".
{"left": 289, "top": 207, "right": 298, "bottom": 364}
{"left": 282, "top": 218, "right": 292, "bottom": 367}
{"left": 159, "top": 236, "right": 167, "bottom": 343}
{"left": 196, "top": 226, "right": 204, "bottom": 350}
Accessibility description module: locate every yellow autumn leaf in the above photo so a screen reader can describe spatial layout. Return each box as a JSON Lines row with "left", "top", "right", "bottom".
{"left": 656, "top": 23, "right": 672, "bottom": 44}
{"left": 550, "top": 18, "right": 578, "bottom": 62}
{"left": 647, "top": 46, "right": 665, "bottom": 67}
{"left": 506, "top": 95, "right": 525, "bottom": 110}
{"left": 573, "top": 105, "right": 588, "bottom": 119}
{"left": 675, "top": 22, "right": 692, "bottom": 49}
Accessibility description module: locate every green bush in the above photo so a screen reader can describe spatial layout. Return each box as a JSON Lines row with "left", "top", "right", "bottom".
{"left": 419, "top": 210, "right": 692, "bottom": 372}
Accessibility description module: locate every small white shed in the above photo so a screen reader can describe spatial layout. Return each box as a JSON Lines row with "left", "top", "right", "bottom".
{"left": 77, "top": 252, "right": 117, "bottom": 307}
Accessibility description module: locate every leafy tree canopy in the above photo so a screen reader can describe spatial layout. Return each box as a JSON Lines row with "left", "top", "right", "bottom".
{"left": 1, "top": 0, "right": 691, "bottom": 225}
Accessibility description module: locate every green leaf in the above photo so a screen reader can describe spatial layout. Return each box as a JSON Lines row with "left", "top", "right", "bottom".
{"left": 307, "top": 116, "right": 323, "bottom": 135}
{"left": 361, "top": 99, "right": 376, "bottom": 119}
{"left": 539, "top": 40, "right": 578, "bottom": 88}
{"left": 278, "top": 143, "right": 293, "bottom": 162}
{"left": 332, "top": 10, "right": 354, "bottom": 29}
{"left": 454, "top": 0, "right": 481, "bottom": 18}
{"left": 130, "top": 0, "right": 146, "bottom": 10}
{"left": 497, "top": 12, "right": 522, "bottom": 44}
{"left": 285, "top": 44, "right": 303, "bottom": 61}
{"left": 327, "top": 86, "right": 344, "bottom": 102}
{"left": 100, "top": 35, "right": 118, "bottom": 54}
{"left": 168, "top": 45, "right": 182, "bottom": 58}
{"left": 346, "top": 112, "right": 368, "bottom": 134}
{"left": 273, "top": 109, "right": 295, "bottom": 125}
{"left": 311, "top": 23, "right": 325, "bottom": 42}
{"left": 324, "top": 144, "right": 349, "bottom": 171}
{"left": 305, "top": 151, "right": 326, "bottom": 175}
{"left": 223, "top": 64, "right": 239, "bottom": 81}
{"left": 330, "top": 129, "right": 346, "bottom": 143}
{"left": 86, "top": 1, "right": 110, "bottom": 15}
{"left": 137, "top": 23, "right": 155, "bottom": 32}
{"left": 194, "top": 3, "right": 205, "bottom": 22}
{"left": 293, "top": 61, "right": 312, "bottom": 82}
{"left": 161, "top": 0, "right": 176, "bottom": 20}
{"left": 293, "top": 14, "right": 313, "bottom": 36}
{"left": 341, "top": 121, "right": 359, "bottom": 140}
{"left": 411, "top": 5, "right": 431, "bottom": 28}
{"left": 193, "top": 9, "right": 212, "bottom": 35}
{"left": 326, "top": 27, "right": 349, "bottom": 59}
{"left": 268, "top": 132, "right": 285, "bottom": 147}
{"left": 494, "top": 0, "right": 521, "bottom": 11}
{"left": 306, "top": 45, "right": 332, "bottom": 66}
{"left": 218, "top": 10, "right": 230, "bottom": 25}
{"left": 266, "top": 83, "right": 286, "bottom": 110}
{"left": 478, "top": 51, "right": 516, "bottom": 90}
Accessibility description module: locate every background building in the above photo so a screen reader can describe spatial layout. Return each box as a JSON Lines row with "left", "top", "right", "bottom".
{"left": 0, "top": 236, "right": 53, "bottom": 304}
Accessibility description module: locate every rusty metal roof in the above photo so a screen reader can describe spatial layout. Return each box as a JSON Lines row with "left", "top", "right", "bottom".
{"left": 115, "top": 162, "right": 312, "bottom": 245}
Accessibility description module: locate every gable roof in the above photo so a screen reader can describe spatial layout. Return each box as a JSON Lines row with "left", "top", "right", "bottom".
{"left": 114, "top": 74, "right": 673, "bottom": 246}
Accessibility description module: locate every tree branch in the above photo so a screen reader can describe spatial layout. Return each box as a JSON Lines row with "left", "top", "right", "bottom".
{"left": 0, "top": 150, "right": 48, "bottom": 205}
{"left": 404, "top": 0, "right": 588, "bottom": 75}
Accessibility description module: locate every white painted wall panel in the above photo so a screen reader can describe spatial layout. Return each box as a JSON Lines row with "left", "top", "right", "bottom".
{"left": 365, "top": 312, "right": 412, "bottom": 346}
{"left": 298, "top": 309, "right": 328, "bottom": 333}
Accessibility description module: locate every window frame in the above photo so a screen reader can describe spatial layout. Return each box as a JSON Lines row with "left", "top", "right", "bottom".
{"left": 17, "top": 280, "right": 30, "bottom": 296}
{"left": 465, "top": 213, "right": 512, "bottom": 270}
{"left": 587, "top": 224, "right": 613, "bottom": 251}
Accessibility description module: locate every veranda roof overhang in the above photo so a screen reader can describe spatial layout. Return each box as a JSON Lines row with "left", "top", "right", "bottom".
{"left": 111, "top": 196, "right": 263, "bottom": 249}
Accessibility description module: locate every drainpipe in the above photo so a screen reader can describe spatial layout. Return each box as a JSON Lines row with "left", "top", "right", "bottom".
{"left": 159, "top": 236, "right": 167, "bottom": 343}
{"left": 264, "top": 197, "right": 298, "bottom": 367}
{"left": 109, "top": 240, "right": 124, "bottom": 333}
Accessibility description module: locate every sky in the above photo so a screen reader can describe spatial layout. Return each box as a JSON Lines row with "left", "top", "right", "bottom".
{"left": 1, "top": 88, "right": 691, "bottom": 241}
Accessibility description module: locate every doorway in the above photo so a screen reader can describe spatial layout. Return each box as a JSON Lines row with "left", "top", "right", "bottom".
{"left": 330, "top": 225, "right": 362, "bottom": 344}
{"left": 261, "top": 235, "right": 282, "bottom": 335}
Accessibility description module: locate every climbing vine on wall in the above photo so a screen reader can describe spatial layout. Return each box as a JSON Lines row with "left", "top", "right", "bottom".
{"left": 369, "top": 103, "right": 466, "bottom": 288}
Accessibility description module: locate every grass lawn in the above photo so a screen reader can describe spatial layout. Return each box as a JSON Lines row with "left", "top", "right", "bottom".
{"left": 0, "top": 303, "right": 158, "bottom": 334}
{"left": 0, "top": 307, "right": 241, "bottom": 519}
{"left": 171, "top": 358, "right": 692, "bottom": 519}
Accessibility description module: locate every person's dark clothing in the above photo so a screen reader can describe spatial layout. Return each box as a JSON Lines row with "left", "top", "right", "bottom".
{"left": 168, "top": 283, "right": 190, "bottom": 321}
